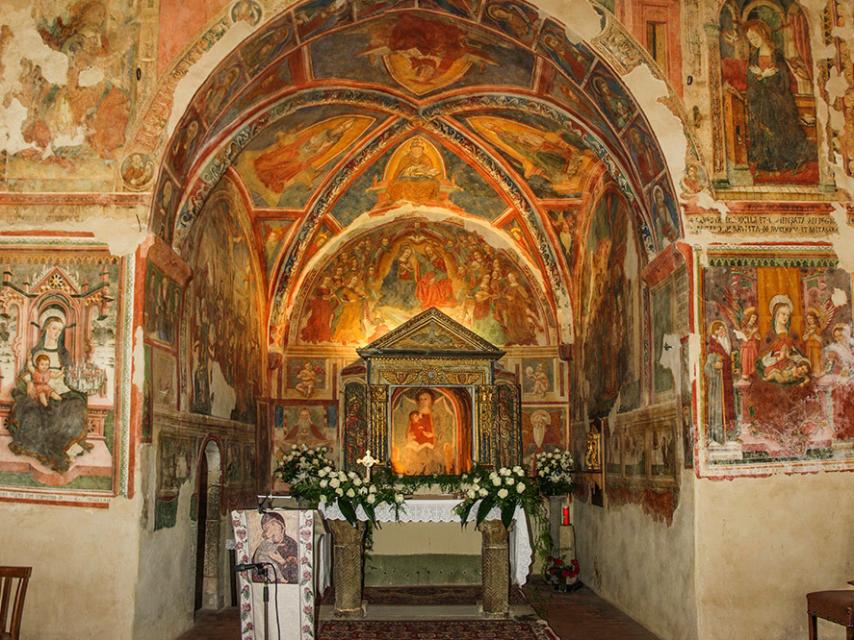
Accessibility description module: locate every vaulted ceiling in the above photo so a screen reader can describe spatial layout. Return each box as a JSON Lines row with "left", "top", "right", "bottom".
{"left": 150, "top": 0, "right": 680, "bottom": 348}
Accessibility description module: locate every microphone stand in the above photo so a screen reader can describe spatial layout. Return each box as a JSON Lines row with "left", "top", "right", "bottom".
{"left": 234, "top": 562, "right": 276, "bottom": 639}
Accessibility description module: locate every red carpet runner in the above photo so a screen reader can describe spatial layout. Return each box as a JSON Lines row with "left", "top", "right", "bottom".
{"left": 318, "top": 619, "right": 560, "bottom": 639}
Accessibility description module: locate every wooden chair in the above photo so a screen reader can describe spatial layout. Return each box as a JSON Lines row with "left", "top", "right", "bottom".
{"left": 807, "top": 584, "right": 854, "bottom": 640}
{"left": 0, "top": 567, "right": 31, "bottom": 640}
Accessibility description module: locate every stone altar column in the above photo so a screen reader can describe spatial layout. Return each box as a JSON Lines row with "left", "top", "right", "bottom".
{"left": 328, "top": 519, "right": 366, "bottom": 617}
{"left": 480, "top": 520, "right": 511, "bottom": 617}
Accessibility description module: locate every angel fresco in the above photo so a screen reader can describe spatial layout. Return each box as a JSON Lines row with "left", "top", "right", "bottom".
{"left": 250, "top": 116, "right": 372, "bottom": 195}
{"left": 361, "top": 14, "right": 496, "bottom": 95}
{"left": 470, "top": 116, "right": 587, "bottom": 196}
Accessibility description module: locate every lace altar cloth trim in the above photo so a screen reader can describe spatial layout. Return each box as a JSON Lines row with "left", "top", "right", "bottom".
{"left": 318, "top": 499, "right": 532, "bottom": 585}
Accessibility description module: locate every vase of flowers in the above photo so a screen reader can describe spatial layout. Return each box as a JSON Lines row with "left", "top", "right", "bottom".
{"left": 533, "top": 449, "right": 575, "bottom": 554}
{"left": 454, "top": 465, "right": 537, "bottom": 529}
{"left": 545, "top": 555, "right": 580, "bottom": 591}
{"left": 274, "top": 445, "right": 405, "bottom": 526}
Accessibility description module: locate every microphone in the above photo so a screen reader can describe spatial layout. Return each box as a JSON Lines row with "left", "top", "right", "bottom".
{"left": 235, "top": 562, "right": 264, "bottom": 572}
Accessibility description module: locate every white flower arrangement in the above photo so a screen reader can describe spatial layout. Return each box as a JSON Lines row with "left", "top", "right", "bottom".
{"left": 534, "top": 449, "right": 575, "bottom": 496}
{"left": 455, "top": 465, "right": 535, "bottom": 528}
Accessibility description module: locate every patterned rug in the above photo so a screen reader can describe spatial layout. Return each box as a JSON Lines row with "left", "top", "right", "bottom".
{"left": 320, "top": 586, "right": 528, "bottom": 606}
{"left": 318, "top": 618, "right": 560, "bottom": 639}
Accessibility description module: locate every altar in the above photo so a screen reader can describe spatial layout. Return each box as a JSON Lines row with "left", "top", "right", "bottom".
{"left": 319, "top": 497, "right": 532, "bottom": 617}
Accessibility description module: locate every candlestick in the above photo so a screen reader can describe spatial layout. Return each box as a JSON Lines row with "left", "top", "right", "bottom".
{"left": 562, "top": 505, "right": 570, "bottom": 526}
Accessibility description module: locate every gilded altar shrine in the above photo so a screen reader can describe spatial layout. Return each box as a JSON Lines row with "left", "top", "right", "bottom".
{"left": 341, "top": 308, "right": 522, "bottom": 475}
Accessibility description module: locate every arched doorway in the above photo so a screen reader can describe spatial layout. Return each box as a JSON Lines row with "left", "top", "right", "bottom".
{"left": 194, "top": 439, "right": 223, "bottom": 612}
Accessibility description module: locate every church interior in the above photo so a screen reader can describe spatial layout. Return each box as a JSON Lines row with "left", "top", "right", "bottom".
{"left": 0, "top": 0, "right": 852, "bottom": 638}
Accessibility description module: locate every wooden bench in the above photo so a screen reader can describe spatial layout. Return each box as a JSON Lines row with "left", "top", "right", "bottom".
{"left": 807, "top": 583, "right": 854, "bottom": 640}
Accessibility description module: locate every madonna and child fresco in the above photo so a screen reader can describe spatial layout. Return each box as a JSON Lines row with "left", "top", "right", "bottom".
{"left": 295, "top": 220, "right": 550, "bottom": 347}
{"left": 703, "top": 264, "right": 854, "bottom": 465}
{"left": 9, "top": 315, "right": 91, "bottom": 473}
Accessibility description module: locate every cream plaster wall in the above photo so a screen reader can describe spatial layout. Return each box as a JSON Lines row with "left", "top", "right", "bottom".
{"left": 574, "top": 470, "right": 699, "bottom": 640}
{"left": 132, "top": 444, "right": 197, "bottom": 640}
{"left": 0, "top": 497, "right": 142, "bottom": 640}
{"left": 695, "top": 472, "right": 854, "bottom": 640}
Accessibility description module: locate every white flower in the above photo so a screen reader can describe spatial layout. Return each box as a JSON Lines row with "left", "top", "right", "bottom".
{"left": 489, "top": 472, "right": 499, "bottom": 481}
{"left": 498, "top": 488, "right": 509, "bottom": 499}
{"left": 516, "top": 483, "right": 526, "bottom": 493}
{"left": 329, "top": 478, "right": 340, "bottom": 489}
{"left": 319, "top": 494, "right": 327, "bottom": 503}
{"left": 359, "top": 486, "right": 368, "bottom": 495}
{"left": 348, "top": 471, "right": 357, "bottom": 480}
{"left": 505, "top": 477, "right": 515, "bottom": 485}
{"left": 466, "top": 489, "right": 476, "bottom": 499}
{"left": 319, "top": 479, "right": 328, "bottom": 488}
{"left": 478, "top": 488, "right": 488, "bottom": 497}
{"left": 513, "top": 466, "right": 524, "bottom": 476}
{"left": 346, "top": 488, "right": 356, "bottom": 498}
{"left": 491, "top": 476, "right": 502, "bottom": 487}
{"left": 335, "top": 488, "right": 344, "bottom": 496}
{"left": 353, "top": 478, "right": 363, "bottom": 487}
{"left": 499, "top": 468, "right": 510, "bottom": 476}
{"left": 319, "top": 467, "right": 329, "bottom": 477}
{"left": 367, "top": 494, "right": 376, "bottom": 504}
{"left": 395, "top": 494, "right": 404, "bottom": 504}
{"left": 369, "top": 485, "right": 377, "bottom": 493}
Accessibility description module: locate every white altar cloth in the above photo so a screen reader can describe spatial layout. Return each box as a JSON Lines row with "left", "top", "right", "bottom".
{"left": 318, "top": 498, "right": 532, "bottom": 585}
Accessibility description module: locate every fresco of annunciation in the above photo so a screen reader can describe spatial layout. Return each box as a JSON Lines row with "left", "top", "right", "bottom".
{"left": 701, "top": 256, "right": 854, "bottom": 472}
{"left": 290, "top": 219, "right": 553, "bottom": 347}
{"left": 0, "top": 250, "right": 125, "bottom": 494}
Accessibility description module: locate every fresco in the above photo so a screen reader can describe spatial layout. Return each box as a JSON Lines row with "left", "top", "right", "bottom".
{"left": 187, "top": 182, "right": 262, "bottom": 423}
{"left": 272, "top": 403, "right": 339, "bottom": 482}
{"left": 547, "top": 208, "right": 578, "bottom": 271}
{"left": 309, "top": 12, "right": 533, "bottom": 95}
{"left": 291, "top": 218, "right": 552, "bottom": 347}
{"left": 390, "top": 387, "right": 473, "bottom": 475}
{"left": 257, "top": 219, "right": 295, "bottom": 276}
{"left": 0, "top": 252, "right": 122, "bottom": 491}
{"left": 467, "top": 115, "right": 593, "bottom": 198}
{"left": 536, "top": 20, "right": 594, "bottom": 84}
{"left": 151, "top": 348, "right": 178, "bottom": 411}
{"left": 578, "top": 188, "right": 640, "bottom": 417}
{"left": 522, "top": 406, "right": 565, "bottom": 468}
{"left": 522, "top": 358, "right": 554, "bottom": 398}
{"left": 155, "top": 433, "right": 199, "bottom": 530}
{"left": 652, "top": 280, "right": 675, "bottom": 396}
{"left": 586, "top": 66, "right": 636, "bottom": 131}
{"left": 235, "top": 114, "right": 376, "bottom": 208}
{"left": 717, "top": 0, "right": 817, "bottom": 184}
{"left": 144, "top": 263, "right": 182, "bottom": 346}
{"left": 286, "top": 358, "right": 326, "bottom": 398}
{"left": 328, "top": 134, "right": 509, "bottom": 226}
{"left": 701, "top": 259, "right": 854, "bottom": 470}
{"left": 0, "top": 1, "right": 139, "bottom": 178}
{"left": 482, "top": 0, "right": 541, "bottom": 45}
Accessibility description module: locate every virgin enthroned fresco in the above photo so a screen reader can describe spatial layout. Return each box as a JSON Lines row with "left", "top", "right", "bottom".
{"left": 0, "top": 245, "right": 129, "bottom": 498}
{"left": 716, "top": 0, "right": 818, "bottom": 186}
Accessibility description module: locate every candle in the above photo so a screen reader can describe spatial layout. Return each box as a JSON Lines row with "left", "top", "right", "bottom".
{"left": 562, "top": 505, "right": 570, "bottom": 526}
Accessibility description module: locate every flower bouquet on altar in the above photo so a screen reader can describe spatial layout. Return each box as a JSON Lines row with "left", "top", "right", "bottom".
{"left": 533, "top": 449, "right": 575, "bottom": 496}
{"left": 454, "top": 465, "right": 538, "bottom": 529}
{"left": 274, "top": 444, "right": 405, "bottom": 526}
